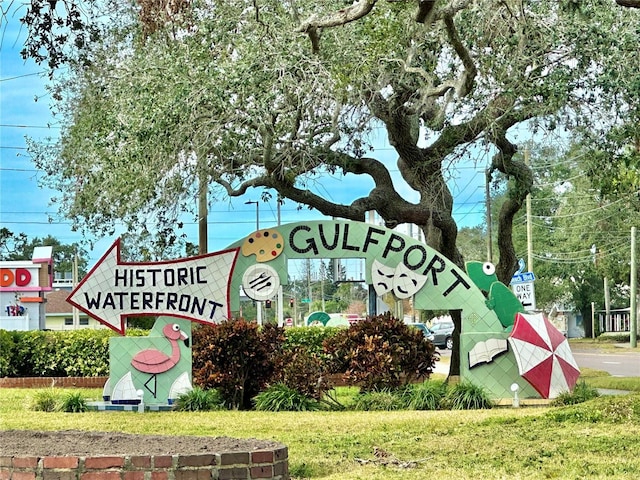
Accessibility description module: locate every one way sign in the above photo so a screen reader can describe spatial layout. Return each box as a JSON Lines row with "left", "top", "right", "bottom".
{"left": 511, "top": 281, "right": 536, "bottom": 311}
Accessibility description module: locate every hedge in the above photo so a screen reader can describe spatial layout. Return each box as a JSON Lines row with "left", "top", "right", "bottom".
{"left": 0, "top": 325, "right": 340, "bottom": 378}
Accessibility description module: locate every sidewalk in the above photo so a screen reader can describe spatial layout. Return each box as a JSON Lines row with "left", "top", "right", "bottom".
{"left": 433, "top": 358, "right": 450, "bottom": 375}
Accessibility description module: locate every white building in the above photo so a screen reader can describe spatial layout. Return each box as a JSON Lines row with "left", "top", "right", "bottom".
{"left": 0, "top": 247, "right": 54, "bottom": 330}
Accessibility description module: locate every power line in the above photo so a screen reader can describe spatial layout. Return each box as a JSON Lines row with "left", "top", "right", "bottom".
{"left": 0, "top": 71, "right": 46, "bottom": 82}
{"left": 0, "top": 167, "right": 40, "bottom": 172}
{"left": 528, "top": 193, "right": 638, "bottom": 220}
{"left": 531, "top": 241, "right": 631, "bottom": 264}
{"left": 0, "top": 123, "right": 60, "bottom": 129}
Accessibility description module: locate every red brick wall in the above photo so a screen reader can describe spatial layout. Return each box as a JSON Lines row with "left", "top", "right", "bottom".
{"left": 0, "top": 375, "right": 356, "bottom": 389}
{"left": 1, "top": 448, "right": 288, "bottom": 480}
{"left": 0, "top": 377, "right": 108, "bottom": 389}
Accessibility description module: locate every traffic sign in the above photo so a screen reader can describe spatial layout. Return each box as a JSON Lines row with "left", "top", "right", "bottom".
{"left": 511, "top": 281, "right": 536, "bottom": 311}
{"left": 301, "top": 298, "right": 311, "bottom": 303}
{"left": 511, "top": 272, "right": 535, "bottom": 284}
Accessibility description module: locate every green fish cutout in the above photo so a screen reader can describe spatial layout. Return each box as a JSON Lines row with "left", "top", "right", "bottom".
{"left": 465, "top": 261, "right": 524, "bottom": 331}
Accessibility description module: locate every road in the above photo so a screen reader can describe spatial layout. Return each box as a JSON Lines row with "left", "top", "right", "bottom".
{"left": 436, "top": 346, "right": 640, "bottom": 377}
{"left": 571, "top": 349, "right": 640, "bottom": 377}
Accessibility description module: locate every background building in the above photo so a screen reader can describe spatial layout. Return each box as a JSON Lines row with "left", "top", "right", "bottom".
{"left": 0, "top": 246, "right": 53, "bottom": 330}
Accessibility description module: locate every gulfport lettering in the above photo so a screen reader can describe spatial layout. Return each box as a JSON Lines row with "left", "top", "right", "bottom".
{"left": 289, "top": 223, "right": 471, "bottom": 297}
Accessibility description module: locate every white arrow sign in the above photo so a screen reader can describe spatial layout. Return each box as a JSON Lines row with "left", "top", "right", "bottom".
{"left": 67, "top": 239, "right": 239, "bottom": 334}
{"left": 511, "top": 281, "right": 536, "bottom": 311}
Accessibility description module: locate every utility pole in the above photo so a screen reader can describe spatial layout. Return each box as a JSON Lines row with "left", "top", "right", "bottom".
{"left": 277, "top": 286, "right": 284, "bottom": 328}
{"left": 630, "top": 226, "right": 637, "bottom": 348}
{"left": 277, "top": 196, "right": 282, "bottom": 326}
{"left": 198, "top": 167, "right": 208, "bottom": 255}
{"left": 277, "top": 195, "right": 281, "bottom": 226}
{"left": 604, "top": 276, "right": 611, "bottom": 331}
{"left": 524, "top": 148, "right": 533, "bottom": 272}
{"left": 306, "top": 258, "right": 312, "bottom": 314}
{"left": 485, "top": 168, "right": 493, "bottom": 263}
{"left": 72, "top": 249, "right": 79, "bottom": 329}
{"left": 320, "top": 261, "right": 326, "bottom": 312}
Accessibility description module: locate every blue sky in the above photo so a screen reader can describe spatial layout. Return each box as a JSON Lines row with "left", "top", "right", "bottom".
{"left": 1, "top": 13, "right": 487, "bottom": 268}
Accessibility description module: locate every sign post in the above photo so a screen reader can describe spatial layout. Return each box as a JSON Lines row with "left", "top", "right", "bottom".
{"left": 511, "top": 272, "right": 536, "bottom": 311}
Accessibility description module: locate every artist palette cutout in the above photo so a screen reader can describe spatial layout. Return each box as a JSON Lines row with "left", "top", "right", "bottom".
{"left": 241, "top": 229, "right": 284, "bottom": 262}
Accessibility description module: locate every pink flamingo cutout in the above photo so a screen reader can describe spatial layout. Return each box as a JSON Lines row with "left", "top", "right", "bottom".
{"left": 131, "top": 323, "right": 188, "bottom": 374}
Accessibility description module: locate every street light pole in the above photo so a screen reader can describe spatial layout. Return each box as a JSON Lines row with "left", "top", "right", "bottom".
{"left": 630, "top": 226, "right": 637, "bottom": 348}
{"left": 245, "top": 200, "right": 262, "bottom": 325}
{"left": 245, "top": 200, "right": 259, "bottom": 231}
{"left": 485, "top": 167, "right": 493, "bottom": 263}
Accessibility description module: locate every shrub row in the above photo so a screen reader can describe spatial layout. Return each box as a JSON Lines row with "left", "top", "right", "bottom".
{"left": 0, "top": 325, "right": 338, "bottom": 379}
{"left": 192, "top": 313, "right": 439, "bottom": 409}
{"left": 0, "top": 329, "right": 113, "bottom": 377}
{"left": 0, "top": 328, "right": 150, "bottom": 378}
{"left": 3, "top": 315, "right": 439, "bottom": 412}
{"left": 0, "top": 325, "right": 346, "bottom": 379}
{"left": 175, "top": 379, "right": 495, "bottom": 412}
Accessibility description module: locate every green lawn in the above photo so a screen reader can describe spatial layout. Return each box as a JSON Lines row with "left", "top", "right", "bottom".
{"left": 2, "top": 387, "right": 640, "bottom": 479}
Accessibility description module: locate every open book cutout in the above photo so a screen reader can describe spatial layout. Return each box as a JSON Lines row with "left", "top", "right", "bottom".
{"left": 469, "top": 338, "right": 508, "bottom": 368}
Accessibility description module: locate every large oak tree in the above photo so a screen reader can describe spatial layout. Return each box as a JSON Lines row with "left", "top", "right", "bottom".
{"left": 20, "top": 1, "right": 639, "bottom": 373}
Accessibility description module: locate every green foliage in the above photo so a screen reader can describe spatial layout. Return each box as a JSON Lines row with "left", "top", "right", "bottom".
{"left": 288, "top": 462, "right": 314, "bottom": 479}
{"left": 323, "top": 313, "right": 437, "bottom": 391}
{"left": 125, "top": 316, "right": 157, "bottom": 329}
{"left": 173, "top": 387, "right": 225, "bottom": 411}
{"left": 0, "top": 228, "right": 28, "bottom": 261}
{"left": 547, "top": 394, "right": 640, "bottom": 424}
{"left": 274, "top": 346, "right": 330, "bottom": 400}
{"left": 125, "top": 328, "right": 151, "bottom": 337}
{"left": 3, "top": 387, "right": 640, "bottom": 478}
{"left": 551, "top": 381, "right": 600, "bottom": 406}
{"left": 30, "top": 0, "right": 620, "bottom": 274}
{"left": 9, "top": 329, "right": 112, "bottom": 377}
{"left": 507, "top": 143, "right": 638, "bottom": 319}
{"left": 597, "top": 333, "right": 631, "bottom": 343}
{"left": 0, "top": 330, "right": 16, "bottom": 377}
{"left": 400, "top": 380, "right": 447, "bottom": 410}
{"left": 11, "top": 330, "right": 60, "bottom": 377}
{"left": 192, "top": 320, "right": 285, "bottom": 410}
{"left": 253, "top": 383, "right": 320, "bottom": 412}
{"left": 457, "top": 226, "right": 487, "bottom": 263}
{"left": 441, "top": 381, "right": 494, "bottom": 410}
{"left": 351, "top": 389, "right": 405, "bottom": 411}
{"left": 283, "top": 326, "right": 341, "bottom": 356}
{"left": 0, "top": 233, "right": 89, "bottom": 278}
{"left": 345, "top": 380, "right": 488, "bottom": 412}
{"left": 56, "top": 329, "right": 112, "bottom": 376}
{"left": 60, "top": 391, "right": 88, "bottom": 413}
{"left": 30, "top": 389, "right": 60, "bottom": 412}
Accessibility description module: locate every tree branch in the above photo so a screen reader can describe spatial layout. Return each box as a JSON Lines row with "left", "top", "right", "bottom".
{"left": 442, "top": 14, "right": 476, "bottom": 97}
{"left": 490, "top": 133, "right": 533, "bottom": 284}
{"left": 616, "top": 0, "right": 640, "bottom": 7}
{"left": 296, "top": 1, "right": 378, "bottom": 33}
{"left": 415, "top": 0, "right": 438, "bottom": 24}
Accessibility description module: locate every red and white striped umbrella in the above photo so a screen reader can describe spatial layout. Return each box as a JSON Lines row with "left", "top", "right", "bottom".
{"left": 508, "top": 312, "right": 581, "bottom": 399}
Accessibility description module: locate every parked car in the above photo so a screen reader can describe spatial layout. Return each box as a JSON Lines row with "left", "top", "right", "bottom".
{"left": 407, "top": 322, "right": 435, "bottom": 342}
{"left": 430, "top": 321, "right": 455, "bottom": 349}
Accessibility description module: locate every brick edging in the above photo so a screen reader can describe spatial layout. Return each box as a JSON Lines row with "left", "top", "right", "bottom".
{"left": 1, "top": 447, "right": 289, "bottom": 480}
{"left": 0, "top": 374, "right": 402, "bottom": 389}
{"left": 0, "top": 377, "right": 109, "bottom": 388}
